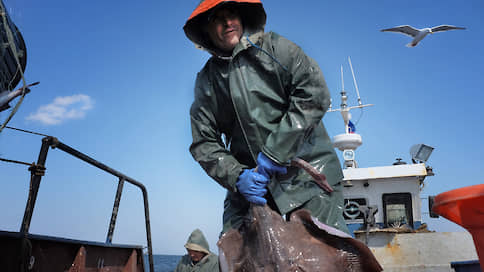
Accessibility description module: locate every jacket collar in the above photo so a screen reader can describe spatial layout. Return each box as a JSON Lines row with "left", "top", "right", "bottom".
{"left": 215, "top": 31, "right": 264, "bottom": 60}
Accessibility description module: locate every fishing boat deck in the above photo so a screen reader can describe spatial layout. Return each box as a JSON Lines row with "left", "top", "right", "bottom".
{"left": 0, "top": 230, "right": 144, "bottom": 271}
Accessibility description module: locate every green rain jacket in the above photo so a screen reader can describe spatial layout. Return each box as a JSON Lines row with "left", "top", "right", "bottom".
{"left": 174, "top": 229, "right": 219, "bottom": 272}
{"left": 184, "top": 0, "right": 346, "bottom": 232}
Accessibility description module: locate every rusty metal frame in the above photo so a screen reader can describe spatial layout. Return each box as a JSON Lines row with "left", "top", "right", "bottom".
{"left": 19, "top": 136, "right": 154, "bottom": 272}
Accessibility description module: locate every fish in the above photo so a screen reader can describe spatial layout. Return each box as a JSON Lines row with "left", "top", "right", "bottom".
{"left": 0, "top": 82, "right": 39, "bottom": 112}
{"left": 218, "top": 204, "right": 382, "bottom": 272}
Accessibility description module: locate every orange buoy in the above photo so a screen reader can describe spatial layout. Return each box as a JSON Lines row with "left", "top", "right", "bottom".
{"left": 432, "top": 184, "right": 484, "bottom": 271}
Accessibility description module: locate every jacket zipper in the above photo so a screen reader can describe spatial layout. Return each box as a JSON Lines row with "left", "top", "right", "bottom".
{"left": 228, "top": 58, "right": 257, "bottom": 165}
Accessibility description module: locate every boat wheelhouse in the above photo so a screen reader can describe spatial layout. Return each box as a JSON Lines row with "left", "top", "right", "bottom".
{"left": 332, "top": 57, "right": 480, "bottom": 271}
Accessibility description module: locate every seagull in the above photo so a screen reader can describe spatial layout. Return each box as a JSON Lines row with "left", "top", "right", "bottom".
{"left": 380, "top": 25, "right": 466, "bottom": 47}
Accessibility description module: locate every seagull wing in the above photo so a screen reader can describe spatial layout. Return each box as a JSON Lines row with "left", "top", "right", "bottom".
{"left": 431, "top": 25, "right": 466, "bottom": 33}
{"left": 380, "top": 25, "right": 420, "bottom": 37}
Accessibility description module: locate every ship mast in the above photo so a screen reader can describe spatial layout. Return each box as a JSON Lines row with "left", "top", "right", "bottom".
{"left": 328, "top": 57, "right": 373, "bottom": 168}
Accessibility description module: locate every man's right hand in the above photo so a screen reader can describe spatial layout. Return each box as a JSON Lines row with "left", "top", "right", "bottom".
{"left": 236, "top": 169, "right": 269, "bottom": 205}
{"left": 256, "top": 152, "right": 287, "bottom": 179}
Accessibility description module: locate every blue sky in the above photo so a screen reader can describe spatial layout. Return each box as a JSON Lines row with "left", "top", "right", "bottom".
{"left": 0, "top": 0, "right": 482, "bottom": 255}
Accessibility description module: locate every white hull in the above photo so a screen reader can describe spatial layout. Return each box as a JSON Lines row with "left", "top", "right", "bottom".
{"left": 355, "top": 231, "right": 478, "bottom": 271}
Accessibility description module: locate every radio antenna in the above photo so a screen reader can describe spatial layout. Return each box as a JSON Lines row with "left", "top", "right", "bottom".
{"left": 329, "top": 57, "right": 374, "bottom": 169}
{"left": 348, "top": 56, "right": 362, "bottom": 106}
{"left": 341, "top": 65, "right": 345, "bottom": 92}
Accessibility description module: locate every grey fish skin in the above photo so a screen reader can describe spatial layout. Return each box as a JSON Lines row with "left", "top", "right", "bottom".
{"left": 218, "top": 205, "right": 382, "bottom": 272}
{"left": 0, "top": 88, "right": 29, "bottom": 112}
{"left": 0, "top": 81, "right": 38, "bottom": 112}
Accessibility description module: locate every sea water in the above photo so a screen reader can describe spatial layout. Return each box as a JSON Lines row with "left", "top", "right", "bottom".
{"left": 144, "top": 254, "right": 182, "bottom": 272}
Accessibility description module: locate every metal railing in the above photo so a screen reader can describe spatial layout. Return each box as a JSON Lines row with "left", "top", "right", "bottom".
{"left": 18, "top": 136, "right": 154, "bottom": 272}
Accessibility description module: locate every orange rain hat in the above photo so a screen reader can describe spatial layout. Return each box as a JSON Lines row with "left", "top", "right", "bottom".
{"left": 186, "top": 0, "right": 263, "bottom": 22}
{"left": 183, "top": 0, "right": 266, "bottom": 50}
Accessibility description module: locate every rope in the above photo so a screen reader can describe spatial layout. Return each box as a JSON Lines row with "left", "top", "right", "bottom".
{"left": 0, "top": 126, "right": 48, "bottom": 168}
{"left": 0, "top": 6, "right": 28, "bottom": 133}
{"left": 0, "top": 157, "right": 31, "bottom": 166}
{"left": 246, "top": 35, "right": 288, "bottom": 72}
{"left": 5, "top": 125, "right": 49, "bottom": 137}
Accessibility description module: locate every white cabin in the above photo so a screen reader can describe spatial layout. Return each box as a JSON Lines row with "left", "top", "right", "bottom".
{"left": 342, "top": 162, "right": 429, "bottom": 233}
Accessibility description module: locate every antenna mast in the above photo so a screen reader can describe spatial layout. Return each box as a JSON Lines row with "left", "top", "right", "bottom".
{"left": 348, "top": 56, "right": 362, "bottom": 106}
{"left": 341, "top": 65, "right": 345, "bottom": 92}
{"left": 329, "top": 57, "right": 374, "bottom": 170}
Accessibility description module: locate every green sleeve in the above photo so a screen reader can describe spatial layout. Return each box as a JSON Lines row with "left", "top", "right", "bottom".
{"left": 262, "top": 33, "right": 331, "bottom": 164}
{"left": 203, "top": 254, "right": 220, "bottom": 272}
{"left": 189, "top": 69, "right": 246, "bottom": 192}
{"left": 174, "top": 255, "right": 188, "bottom": 272}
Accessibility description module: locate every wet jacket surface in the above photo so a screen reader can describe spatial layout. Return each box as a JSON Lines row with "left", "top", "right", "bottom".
{"left": 175, "top": 229, "right": 220, "bottom": 272}
{"left": 174, "top": 254, "right": 219, "bottom": 272}
{"left": 186, "top": 0, "right": 347, "bottom": 232}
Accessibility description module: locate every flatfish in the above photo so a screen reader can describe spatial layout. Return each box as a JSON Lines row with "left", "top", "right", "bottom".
{"left": 218, "top": 204, "right": 382, "bottom": 272}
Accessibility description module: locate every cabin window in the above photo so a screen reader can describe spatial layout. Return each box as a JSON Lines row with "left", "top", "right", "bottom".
{"left": 343, "top": 198, "right": 367, "bottom": 220}
{"left": 382, "top": 193, "right": 413, "bottom": 228}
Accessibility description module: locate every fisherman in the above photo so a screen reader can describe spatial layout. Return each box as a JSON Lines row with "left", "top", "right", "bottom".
{"left": 174, "top": 229, "right": 220, "bottom": 272}
{"left": 184, "top": 0, "right": 349, "bottom": 234}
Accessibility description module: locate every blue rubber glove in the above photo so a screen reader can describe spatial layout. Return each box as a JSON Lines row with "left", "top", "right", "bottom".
{"left": 236, "top": 169, "right": 269, "bottom": 205}
{"left": 257, "top": 152, "right": 287, "bottom": 179}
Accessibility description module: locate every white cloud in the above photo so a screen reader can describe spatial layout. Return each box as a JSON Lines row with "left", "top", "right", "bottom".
{"left": 26, "top": 94, "right": 94, "bottom": 125}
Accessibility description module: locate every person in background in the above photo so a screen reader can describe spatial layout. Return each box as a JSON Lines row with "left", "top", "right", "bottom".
{"left": 183, "top": 0, "right": 349, "bottom": 234}
{"left": 174, "top": 229, "right": 219, "bottom": 272}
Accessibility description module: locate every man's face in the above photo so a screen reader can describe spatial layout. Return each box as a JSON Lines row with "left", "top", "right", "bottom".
{"left": 206, "top": 7, "right": 243, "bottom": 54}
{"left": 187, "top": 249, "right": 206, "bottom": 263}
